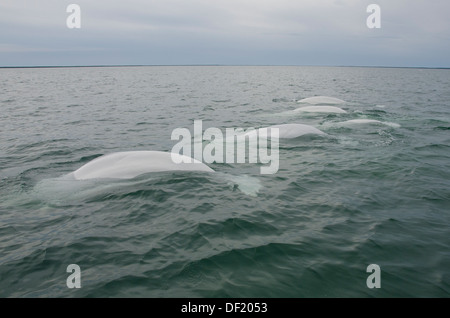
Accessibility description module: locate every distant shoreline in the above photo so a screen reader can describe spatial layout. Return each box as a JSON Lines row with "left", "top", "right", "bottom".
{"left": 0, "top": 64, "right": 449, "bottom": 70}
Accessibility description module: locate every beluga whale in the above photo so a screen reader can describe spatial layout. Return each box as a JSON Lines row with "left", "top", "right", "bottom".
{"left": 34, "top": 151, "right": 262, "bottom": 199}
{"left": 297, "top": 96, "right": 346, "bottom": 105}
{"left": 244, "top": 123, "right": 327, "bottom": 139}
{"left": 294, "top": 96, "right": 347, "bottom": 114}
{"left": 70, "top": 151, "right": 214, "bottom": 180}
{"left": 293, "top": 106, "right": 347, "bottom": 114}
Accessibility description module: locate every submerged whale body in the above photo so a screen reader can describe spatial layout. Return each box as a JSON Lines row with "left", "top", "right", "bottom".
{"left": 35, "top": 152, "right": 261, "bottom": 198}
{"left": 244, "top": 123, "right": 327, "bottom": 139}
{"left": 338, "top": 119, "right": 401, "bottom": 128}
{"left": 71, "top": 151, "right": 214, "bottom": 180}
{"left": 293, "top": 106, "right": 347, "bottom": 114}
{"left": 297, "top": 96, "right": 345, "bottom": 105}
{"left": 343, "top": 119, "right": 382, "bottom": 124}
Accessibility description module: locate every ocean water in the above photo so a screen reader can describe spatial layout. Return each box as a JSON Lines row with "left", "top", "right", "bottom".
{"left": 0, "top": 66, "right": 449, "bottom": 297}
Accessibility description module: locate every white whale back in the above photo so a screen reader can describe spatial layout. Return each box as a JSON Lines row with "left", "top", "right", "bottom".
{"left": 243, "top": 123, "right": 327, "bottom": 139}
{"left": 72, "top": 151, "right": 214, "bottom": 180}
{"left": 293, "top": 106, "right": 347, "bottom": 114}
{"left": 297, "top": 96, "right": 345, "bottom": 105}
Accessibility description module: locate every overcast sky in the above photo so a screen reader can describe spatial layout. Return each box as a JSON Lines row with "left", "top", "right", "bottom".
{"left": 0, "top": 0, "right": 449, "bottom": 67}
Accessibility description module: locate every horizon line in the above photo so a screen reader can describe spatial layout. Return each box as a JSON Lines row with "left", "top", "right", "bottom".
{"left": 1, "top": 64, "right": 449, "bottom": 70}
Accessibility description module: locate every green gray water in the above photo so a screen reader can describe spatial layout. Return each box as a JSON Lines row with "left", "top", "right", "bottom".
{"left": 0, "top": 66, "right": 449, "bottom": 297}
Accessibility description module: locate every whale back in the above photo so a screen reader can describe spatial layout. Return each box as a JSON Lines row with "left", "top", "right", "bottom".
{"left": 297, "top": 96, "right": 345, "bottom": 105}
{"left": 293, "top": 106, "right": 347, "bottom": 114}
{"left": 72, "top": 151, "right": 214, "bottom": 180}
{"left": 243, "top": 123, "right": 326, "bottom": 139}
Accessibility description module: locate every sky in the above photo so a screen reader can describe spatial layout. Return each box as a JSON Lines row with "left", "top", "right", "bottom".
{"left": 0, "top": 0, "right": 449, "bottom": 67}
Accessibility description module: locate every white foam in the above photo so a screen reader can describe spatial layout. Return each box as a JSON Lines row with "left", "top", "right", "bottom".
{"left": 220, "top": 173, "right": 262, "bottom": 197}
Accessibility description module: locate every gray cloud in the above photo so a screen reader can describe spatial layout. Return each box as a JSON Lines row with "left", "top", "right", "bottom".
{"left": 0, "top": 0, "right": 449, "bottom": 66}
